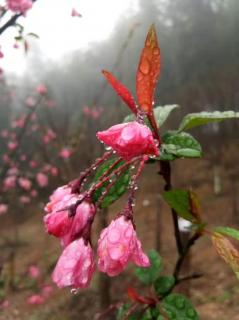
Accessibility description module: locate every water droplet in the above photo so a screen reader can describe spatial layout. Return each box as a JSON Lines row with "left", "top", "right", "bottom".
{"left": 105, "top": 146, "right": 112, "bottom": 151}
{"left": 134, "top": 186, "right": 138, "bottom": 191}
{"left": 92, "top": 167, "right": 96, "bottom": 170}
{"left": 71, "top": 288, "right": 79, "bottom": 295}
{"left": 131, "top": 165, "right": 135, "bottom": 170}
{"left": 139, "top": 59, "right": 150, "bottom": 75}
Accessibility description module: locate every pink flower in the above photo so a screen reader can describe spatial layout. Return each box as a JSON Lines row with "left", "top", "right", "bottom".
{"left": 59, "top": 147, "right": 72, "bottom": 159}
{"left": 0, "top": 204, "right": 8, "bottom": 215}
{"left": 52, "top": 238, "right": 94, "bottom": 288}
{"left": 71, "top": 8, "right": 82, "bottom": 17}
{"left": 18, "top": 177, "right": 32, "bottom": 191}
{"left": 3, "top": 176, "right": 16, "bottom": 190}
{"left": 97, "top": 216, "right": 150, "bottom": 276}
{"left": 97, "top": 121, "right": 159, "bottom": 160}
{"left": 25, "top": 96, "right": 36, "bottom": 107}
{"left": 44, "top": 200, "right": 93, "bottom": 246}
{"left": 50, "top": 166, "right": 58, "bottom": 176}
{"left": 28, "top": 265, "right": 40, "bottom": 279}
{"left": 36, "top": 84, "right": 47, "bottom": 95}
{"left": 61, "top": 201, "right": 95, "bottom": 247}
{"left": 6, "top": 0, "right": 32, "bottom": 14}
{"left": 7, "top": 141, "right": 18, "bottom": 150}
{"left": 36, "top": 173, "right": 48, "bottom": 187}
{"left": 44, "top": 185, "right": 71, "bottom": 213}
{"left": 20, "top": 154, "right": 27, "bottom": 161}
{"left": 27, "top": 294, "right": 44, "bottom": 305}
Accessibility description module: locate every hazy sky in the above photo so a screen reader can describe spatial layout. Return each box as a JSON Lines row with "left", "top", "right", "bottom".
{"left": 1, "top": 0, "right": 139, "bottom": 75}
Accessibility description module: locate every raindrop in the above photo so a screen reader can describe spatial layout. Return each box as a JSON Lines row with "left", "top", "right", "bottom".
{"left": 92, "top": 167, "right": 96, "bottom": 170}
{"left": 139, "top": 59, "right": 150, "bottom": 75}
{"left": 71, "top": 288, "right": 79, "bottom": 295}
{"left": 105, "top": 146, "right": 112, "bottom": 151}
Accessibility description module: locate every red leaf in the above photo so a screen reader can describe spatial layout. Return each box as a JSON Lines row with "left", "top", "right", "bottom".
{"left": 127, "top": 287, "right": 155, "bottom": 305}
{"left": 102, "top": 70, "right": 137, "bottom": 114}
{"left": 136, "top": 24, "right": 161, "bottom": 114}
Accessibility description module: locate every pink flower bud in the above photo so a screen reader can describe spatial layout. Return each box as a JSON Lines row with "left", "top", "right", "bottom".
{"left": 61, "top": 201, "right": 95, "bottom": 247}
{"left": 0, "top": 204, "right": 8, "bottom": 215}
{"left": 36, "top": 173, "right": 48, "bottom": 187}
{"left": 59, "top": 147, "right": 72, "bottom": 159}
{"left": 7, "top": 141, "right": 18, "bottom": 150}
{"left": 97, "top": 216, "right": 150, "bottom": 276}
{"left": 25, "top": 96, "right": 36, "bottom": 107}
{"left": 97, "top": 121, "right": 159, "bottom": 160}
{"left": 36, "top": 84, "right": 47, "bottom": 95}
{"left": 28, "top": 265, "right": 40, "bottom": 279}
{"left": 44, "top": 185, "right": 71, "bottom": 213}
{"left": 18, "top": 177, "right": 32, "bottom": 191}
{"left": 3, "top": 176, "right": 16, "bottom": 190}
{"left": 52, "top": 238, "right": 94, "bottom": 288}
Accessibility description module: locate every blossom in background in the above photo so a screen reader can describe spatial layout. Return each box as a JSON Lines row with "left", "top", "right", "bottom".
{"left": 7, "top": 141, "right": 18, "bottom": 150}
{"left": 59, "top": 147, "right": 72, "bottom": 159}
{"left": 97, "top": 216, "right": 150, "bottom": 276}
{"left": 3, "top": 176, "right": 16, "bottom": 190}
{"left": 36, "top": 172, "right": 48, "bottom": 187}
{"left": 0, "top": 204, "right": 8, "bottom": 215}
{"left": 18, "top": 177, "right": 32, "bottom": 191}
{"left": 97, "top": 121, "right": 159, "bottom": 160}
{"left": 25, "top": 96, "right": 36, "bottom": 107}
{"left": 36, "top": 84, "right": 47, "bottom": 95}
{"left": 28, "top": 265, "right": 40, "bottom": 279}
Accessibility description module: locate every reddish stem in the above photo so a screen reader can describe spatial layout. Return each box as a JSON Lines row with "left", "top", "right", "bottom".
{"left": 70, "top": 151, "right": 113, "bottom": 193}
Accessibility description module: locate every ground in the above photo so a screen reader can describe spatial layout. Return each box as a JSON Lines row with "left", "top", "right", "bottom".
{"left": 0, "top": 154, "right": 239, "bottom": 320}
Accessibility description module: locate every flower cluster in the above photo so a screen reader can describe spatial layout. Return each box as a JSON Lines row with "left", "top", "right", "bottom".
{"left": 44, "top": 25, "right": 161, "bottom": 291}
{"left": 44, "top": 184, "right": 149, "bottom": 289}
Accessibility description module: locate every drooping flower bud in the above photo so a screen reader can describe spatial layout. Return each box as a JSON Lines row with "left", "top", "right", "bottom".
{"left": 52, "top": 238, "right": 95, "bottom": 288}
{"left": 97, "top": 216, "right": 150, "bottom": 276}
{"left": 96, "top": 121, "right": 158, "bottom": 160}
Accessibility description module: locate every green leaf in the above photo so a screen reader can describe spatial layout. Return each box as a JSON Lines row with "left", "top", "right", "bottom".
{"left": 178, "top": 110, "right": 239, "bottom": 132}
{"left": 134, "top": 250, "right": 162, "bottom": 285}
{"left": 161, "top": 293, "right": 199, "bottom": 320}
{"left": 161, "top": 131, "right": 202, "bottom": 159}
{"left": 162, "top": 189, "right": 196, "bottom": 222}
{"left": 214, "top": 227, "right": 239, "bottom": 242}
{"left": 212, "top": 232, "right": 239, "bottom": 280}
{"left": 92, "top": 159, "right": 130, "bottom": 208}
{"left": 153, "top": 105, "right": 179, "bottom": 127}
{"left": 154, "top": 276, "right": 175, "bottom": 296}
